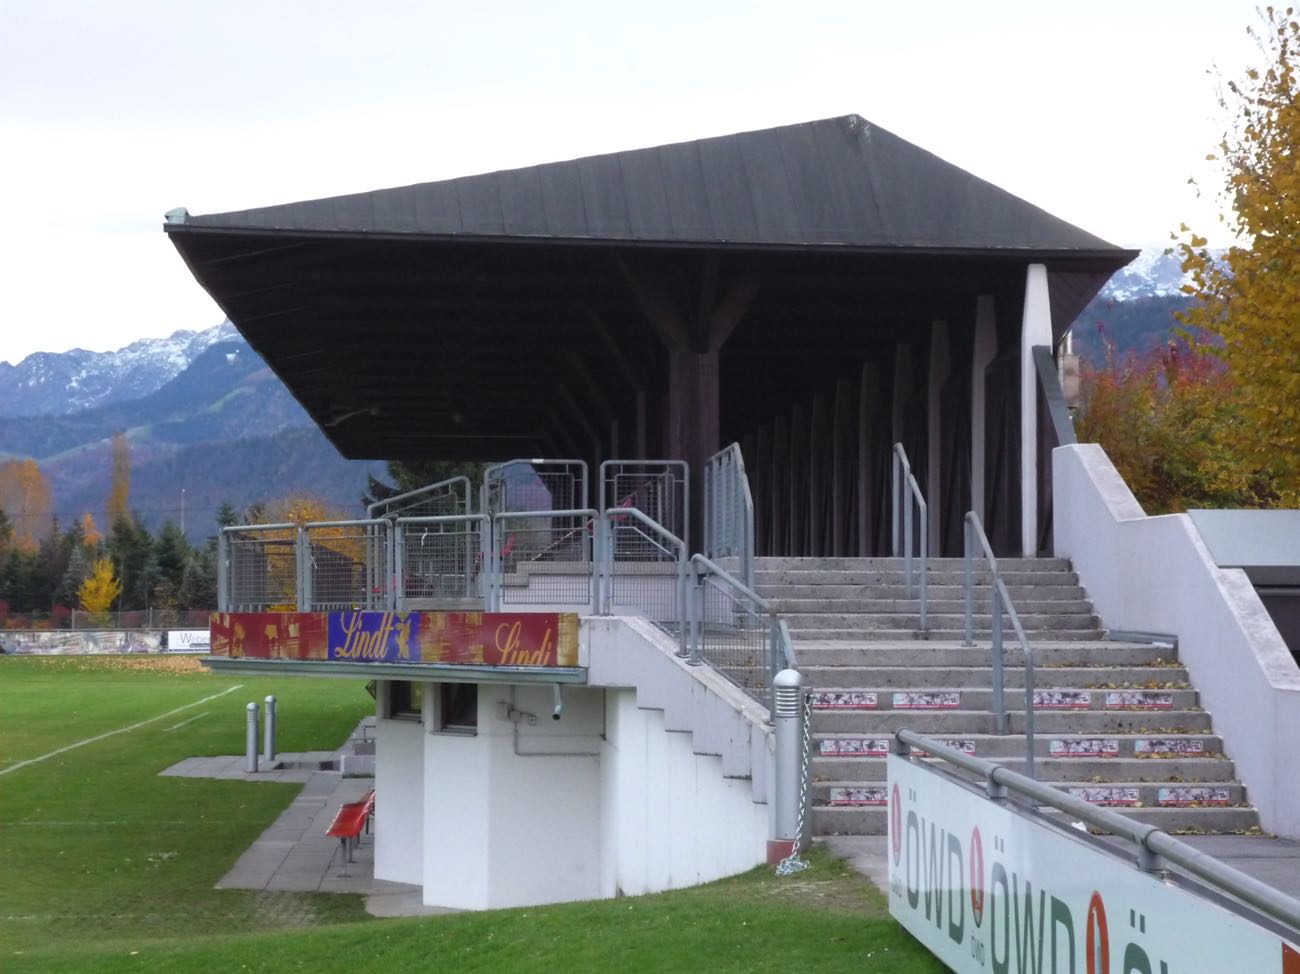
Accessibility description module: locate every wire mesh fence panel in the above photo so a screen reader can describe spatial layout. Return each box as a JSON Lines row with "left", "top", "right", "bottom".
{"left": 704, "top": 445, "right": 755, "bottom": 586}
{"left": 696, "top": 575, "right": 769, "bottom": 700}
{"left": 225, "top": 526, "right": 300, "bottom": 611}
{"left": 396, "top": 516, "right": 487, "bottom": 607}
{"left": 482, "top": 460, "right": 588, "bottom": 517}
{"left": 600, "top": 461, "right": 688, "bottom": 546}
{"left": 605, "top": 514, "right": 685, "bottom": 635}
{"left": 368, "top": 476, "right": 473, "bottom": 520}
{"left": 304, "top": 521, "right": 392, "bottom": 611}
{"left": 494, "top": 511, "right": 594, "bottom": 609}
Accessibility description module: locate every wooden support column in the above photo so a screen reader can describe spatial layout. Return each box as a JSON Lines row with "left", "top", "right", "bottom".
{"left": 927, "top": 321, "right": 951, "bottom": 557}
{"left": 832, "top": 377, "right": 854, "bottom": 557}
{"left": 614, "top": 254, "right": 758, "bottom": 546}
{"left": 857, "top": 363, "right": 881, "bottom": 556}
{"left": 971, "top": 295, "right": 998, "bottom": 525}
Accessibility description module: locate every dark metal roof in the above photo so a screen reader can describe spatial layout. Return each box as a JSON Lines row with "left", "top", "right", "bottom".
{"left": 165, "top": 115, "right": 1135, "bottom": 463}
{"left": 174, "top": 114, "right": 1122, "bottom": 256}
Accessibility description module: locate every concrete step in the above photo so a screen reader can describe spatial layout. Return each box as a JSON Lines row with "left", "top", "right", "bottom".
{"left": 812, "top": 779, "right": 1248, "bottom": 809}
{"left": 755, "top": 569, "right": 1079, "bottom": 587}
{"left": 754, "top": 556, "right": 1074, "bottom": 571}
{"left": 770, "top": 598, "right": 1098, "bottom": 615}
{"left": 789, "top": 627, "right": 1107, "bottom": 641}
{"left": 786, "top": 611, "right": 1100, "bottom": 629}
{"left": 759, "top": 583, "right": 1090, "bottom": 600}
{"left": 810, "top": 709, "right": 1212, "bottom": 734}
{"left": 813, "top": 732, "right": 1226, "bottom": 760}
{"left": 806, "top": 676, "right": 1190, "bottom": 697}
{"left": 811, "top": 804, "right": 1259, "bottom": 835}
{"left": 789, "top": 642, "right": 1176, "bottom": 666}
{"left": 812, "top": 754, "right": 1239, "bottom": 783}
{"left": 800, "top": 667, "right": 1192, "bottom": 689}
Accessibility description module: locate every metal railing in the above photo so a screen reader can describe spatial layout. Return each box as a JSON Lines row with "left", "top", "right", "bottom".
{"left": 963, "top": 510, "right": 1037, "bottom": 779}
{"left": 599, "top": 460, "right": 688, "bottom": 546}
{"left": 598, "top": 507, "right": 688, "bottom": 654}
{"left": 895, "top": 729, "right": 1300, "bottom": 939}
{"left": 703, "top": 444, "right": 756, "bottom": 589}
{"left": 689, "top": 554, "right": 796, "bottom": 712}
{"left": 302, "top": 519, "right": 393, "bottom": 611}
{"left": 367, "top": 475, "right": 473, "bottom": 520}
{"left": 394, "top": 515, "right": 490, "bottom": 609}
{"left": 482, "top": 458, "right": 588, "bottom": 518}
{"left": 491, "top": 508, "right": 597, "bottom": 612}
{"left": 220, "top": 523, "right": 302, "bottom": 611}
{"left": 890, "top": 443, "right": 928, "bottom": 632}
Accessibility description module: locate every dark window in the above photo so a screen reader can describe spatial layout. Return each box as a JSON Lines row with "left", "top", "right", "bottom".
{"left": 390, "top": 681, "right": 424, "bottom": 719}
{"left": 440, "top": 683, "right": 477, "bottom": 731}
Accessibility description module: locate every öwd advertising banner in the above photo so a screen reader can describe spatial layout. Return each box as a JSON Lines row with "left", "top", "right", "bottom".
{"left": 887, "top": 754, "right": 1300, "bottom": 973}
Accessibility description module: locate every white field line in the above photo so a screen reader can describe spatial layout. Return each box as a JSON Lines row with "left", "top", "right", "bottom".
{"left": 0, "top": 685, "right": 244, "bottom": 777}
{"left": 163, "top": 712, "right": 209, "bottom": 732}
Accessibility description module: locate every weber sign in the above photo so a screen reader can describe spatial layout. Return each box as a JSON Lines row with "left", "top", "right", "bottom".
{"left": 888, "top": 754, "right": 1300, "bottom": 972}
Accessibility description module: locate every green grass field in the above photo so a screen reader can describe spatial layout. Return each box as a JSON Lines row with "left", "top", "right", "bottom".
{"left": 0, "top": 655, "right": 943, "bottom": 973}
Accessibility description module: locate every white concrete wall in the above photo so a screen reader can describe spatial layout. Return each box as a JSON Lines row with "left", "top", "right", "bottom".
{"left": 1054, "top": 443, "right": 1300, "bottom": 836}
{"left": 481, "top": 683, "right": 603, "bottom": 909}
{"left": 378, "top": 615, "right": 774, "bottom": 910}
{"left": 419, "top": 683, "right": 603, "bottom": 910}
{"left": 422, "top": 716, "right": 492, "bottom": 908}
{"left": 1021, "top": 264, "right": 1052, "bottom": 555}
{"left": 373, "top": 713, "right": 425, "bottom": 886}
{"left": 599, "top": 688, "right": 769, "bottom": 897}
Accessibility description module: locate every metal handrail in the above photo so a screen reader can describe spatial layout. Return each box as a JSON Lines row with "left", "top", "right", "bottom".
{"left": 963, "top": 510, "right": 1037, "bottom": 778}
{"left": 393, "top": 514, "right": 492, "bottom": 610}
{"left": 367, "top": 475, "right": 473, "bottom": 520}
{"left": 218, "top": 523, "right": 304, "bottom": 613}
{"left": 491, "top": 507, "right": 598, "bottom": 613}
{"left": 890, "top": 443, "right": 928, "bottom": 633}
{"left": 301, "top": 518, "right": 395, "bottom": 612}
{"left": 703, "top": 444, "right": 756, "bottom": 590}
{"left": 599, "top": 506, "right": 689, "bottom": 655}
{"left": 895, "top": 729, "right": 1300, "bottom": 938}
{"left": 689, "top": 553, "right": 795, "bottom": 715}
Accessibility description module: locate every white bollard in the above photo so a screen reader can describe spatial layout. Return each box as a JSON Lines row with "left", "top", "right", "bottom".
{"left": 245, "top": 702, "right": 260, "bottom": 774}
{"left": 769, "top": 668, "right": 804, "bottom": 865}
{"left": 264, "top": 695, "right": 277, "bottom": 764}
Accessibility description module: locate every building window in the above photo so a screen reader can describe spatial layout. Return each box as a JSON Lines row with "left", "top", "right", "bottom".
{"left": 389, "top": 681, "right": 424, "bottom": 720}
{"left": 440, "top": 682, "right": 477, "bottom": 732}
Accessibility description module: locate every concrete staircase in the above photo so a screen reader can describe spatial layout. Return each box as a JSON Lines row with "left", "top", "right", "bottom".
{"left": 755, "top": 556, "right": 1260, "bottom": 836}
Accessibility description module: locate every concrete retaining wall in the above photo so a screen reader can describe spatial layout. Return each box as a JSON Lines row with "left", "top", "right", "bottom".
{"left": 1054, "top": 443, "right": 1300, "bottom": 837}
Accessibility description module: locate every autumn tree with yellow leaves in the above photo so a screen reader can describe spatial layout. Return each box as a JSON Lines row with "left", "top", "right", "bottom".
{"left": 1176, "top": 6, "right": 1300, "bottom": 505}
{"left": 0, "top": 458, "right": 53, "bottom": 551}
{"left": 78, "top": 557, "right": 123, "bottom": 614}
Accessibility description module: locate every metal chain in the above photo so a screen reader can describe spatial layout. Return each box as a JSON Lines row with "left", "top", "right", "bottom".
{"left": 776, "top": 690, "right": 813, "bottom": 876}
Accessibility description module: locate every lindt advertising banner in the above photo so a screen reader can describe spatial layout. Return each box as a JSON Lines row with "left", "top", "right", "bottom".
{"left": 210, "top": 611, "right": 579, "bottom": 668}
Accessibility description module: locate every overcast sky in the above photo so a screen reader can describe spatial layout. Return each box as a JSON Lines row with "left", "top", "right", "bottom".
{"left": 0, "top": 0, "right": 1264, "bottom": 366}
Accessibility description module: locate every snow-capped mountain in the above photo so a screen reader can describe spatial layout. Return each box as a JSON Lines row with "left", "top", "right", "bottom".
{"left": 0, "top": 321, "right": 239, "bottom": 418}
{"left": 1098, "top": 245, "right": 1224, "bottom": 302}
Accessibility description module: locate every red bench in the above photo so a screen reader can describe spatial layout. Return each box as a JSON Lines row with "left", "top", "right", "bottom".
{"left": 326, "top": 789, "right": 375, "bottom": 872}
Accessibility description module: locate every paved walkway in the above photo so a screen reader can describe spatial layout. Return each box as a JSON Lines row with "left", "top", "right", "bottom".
{"left": 160, "top": 739, "right": 452, "bottom": 917}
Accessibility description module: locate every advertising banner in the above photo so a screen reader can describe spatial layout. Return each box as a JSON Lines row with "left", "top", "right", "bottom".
{"left": 210, "top": 611, "right": 579, "bottom": 667}
{"left": 1, "top": 630, "right": 163, "bottom": 655}
{"left": 167, "top": 629, "right": 211, "bottom": 652}
{"left": 888, "top": 753, "right": 1300, "bottom": 973}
